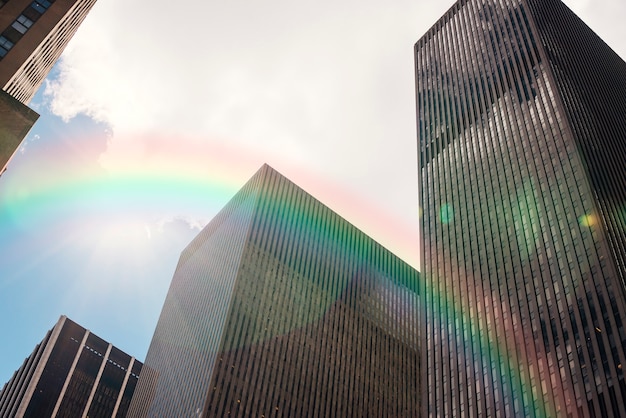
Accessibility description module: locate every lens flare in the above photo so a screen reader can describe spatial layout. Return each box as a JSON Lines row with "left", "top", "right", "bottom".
{"left": 439, "top": 203, "right": 454, "bottom": 224}
{"left": 578, "top": 213, "right": 596, "bottom": 227}
{"left": 0, "top": 133, "right": 419, "bottom": 269}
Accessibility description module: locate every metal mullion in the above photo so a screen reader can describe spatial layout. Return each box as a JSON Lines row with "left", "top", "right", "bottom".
{"left": 441, "top": 14, "right": 473, "bottom": 418}
{"left": 450, "top": 5, "right": 489, "bottom": 416}
{"left": 476, "top": 3, "right": 536, "bottom": 416}
{"left": 432, "top": 23, "right": 459, "bottom": 418}
{"left": 462, "top": 3, "right": 504, "bottom": 416}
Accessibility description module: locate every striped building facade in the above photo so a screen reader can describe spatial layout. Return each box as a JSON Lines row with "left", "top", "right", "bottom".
{"left": 127, "top": 164, "right": 420, "bottom": 417}
{"left": 0, "top": 315, "right": 142, "bottom": 418}
{"left": 0, "top": 0, "right": 96, "bottom": 171}
{"left": 0, "top": 0, "right": 97, "bottom": 104}
{"left": 416, "top": 0, "right": 626, "bottom": 416}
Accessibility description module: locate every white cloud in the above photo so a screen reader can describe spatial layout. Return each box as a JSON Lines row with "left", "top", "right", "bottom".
{"left": 43, "top": 0, "right": 626, "bottom": 269}
{"left": 154, "top": 216, "right": 206, "bottom": 236}
{"left": 563, "top": 0, "right": 626, "bottom": 59}
{"left": 564, "top": 0, "right": 592, "bottom": 12}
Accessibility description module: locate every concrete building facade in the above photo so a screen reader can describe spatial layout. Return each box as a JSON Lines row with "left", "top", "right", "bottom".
{"left": 0, "top": 0, "right": 97, "bottom": 172}
{"left": 0, "top": 0, "right": 97, "bottom": 104}
{"left": 0, "top": 89, "right": 38, "bottom": 172}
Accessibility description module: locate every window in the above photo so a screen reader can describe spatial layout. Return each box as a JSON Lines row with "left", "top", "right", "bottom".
{"left": 31, "top": 0, "right": 53, "bottom": 13}
{"left": 12, "top": 15, "right": 34, "bottom": 34}
{"left": 0, "top": 36, "right": 13, "bottom": 57}
{"left": 0, "top": 36, "right": 13, "bottom": 50}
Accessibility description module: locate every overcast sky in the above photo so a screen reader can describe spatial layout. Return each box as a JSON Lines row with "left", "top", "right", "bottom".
{"left": 1, "top": 0, "right": 624, "bottom": 386}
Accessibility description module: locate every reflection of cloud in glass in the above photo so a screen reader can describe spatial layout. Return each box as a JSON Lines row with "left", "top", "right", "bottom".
{"left": 512, "top": 180, "right": 540, "bottom": 261}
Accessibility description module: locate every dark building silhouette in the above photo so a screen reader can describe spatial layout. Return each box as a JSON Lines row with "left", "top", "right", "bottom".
{"left": 0, "top": 315, "right": 142, "bottom": 418}
{"left": 0, "top": 89, "right": 38, "bottom": 174}
{"left": 416, "top": 0, "right": 626, "bottom": 416}
{"left": 127, "top": 164, "right": 419, "bottom": 417}
{"left": 0, "top": 0, "right": 97, "bottom": 171}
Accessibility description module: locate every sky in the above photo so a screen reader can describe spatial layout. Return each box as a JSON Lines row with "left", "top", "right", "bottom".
{"left": 1, "top": 0, "right": 625, "bottom": 386}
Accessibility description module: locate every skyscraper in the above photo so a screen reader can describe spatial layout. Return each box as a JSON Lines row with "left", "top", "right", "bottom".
{"left": 0, "top": 315, "right": 143, "bottom": 418}
{"left": 0, "top": 0, "right": 97, "bottom": 171}
{"left": 416, "top": 0, "right": 626, "bottom": 416}
{"left": 127, "top": 164, "right": 419, "bottom": 417}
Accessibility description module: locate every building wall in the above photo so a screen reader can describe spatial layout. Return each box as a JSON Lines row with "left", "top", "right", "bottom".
{"left": 127, "top": 170, "right": 262, "bottom": 417}
{"left": 0, "top": 89, "right": 38, "bottom": 172}
{"left": 0, "top": 0, "right": 97, "bottom": 104}
{"left": 523, "top": 0, "right": 626, "bottom": 290}
{"left": 203, "top": 167, "right": 419, "bottom": 417}
{"left": 415, "top": 0, "right": 626, "bottom": 416}
{"left": 128, "top": 165, "right": 420, "bottom": 417}
{"left": 0, "top": 0, "right": 97, "bottom": 173}
{"left": 0, "top": 315, "right": 142, "bottom": 418}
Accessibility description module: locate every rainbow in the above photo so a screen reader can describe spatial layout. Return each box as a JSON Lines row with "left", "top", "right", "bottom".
{"left": 425, "top": 267, "right": 551, "bottom": 416}
{"left": 1, "top": 131, "right": 554, "bottom": 416}
{"left": 3, "top": 131, "right": 561, "bottom": 414}
{"left": 0, "top": 133, "right": 419, "bottom": 270}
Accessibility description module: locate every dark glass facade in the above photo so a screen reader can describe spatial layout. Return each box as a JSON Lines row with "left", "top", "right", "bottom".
{"left": 127, "top": 164, "right": 419, "bottom": 417}
{"left": 415, "top": 0, "right": 626, "bottom": 416}
{"left": 0, "top": 315, "right": 142, "bottom": 418}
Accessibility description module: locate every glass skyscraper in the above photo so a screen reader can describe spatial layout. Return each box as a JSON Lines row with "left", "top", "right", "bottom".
{"left": 127, "top": 164, "right": 419, "bottom": 417}
{"left": 416, "top": 0, "right": 626, "bottom": 416}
